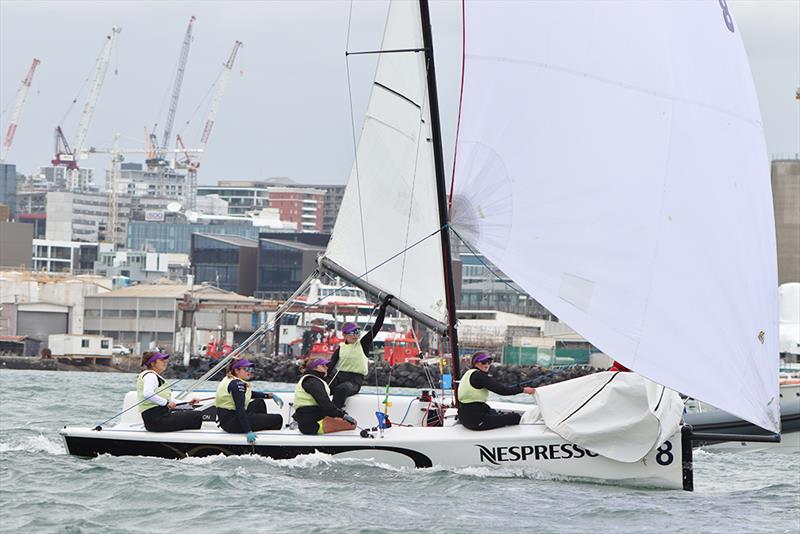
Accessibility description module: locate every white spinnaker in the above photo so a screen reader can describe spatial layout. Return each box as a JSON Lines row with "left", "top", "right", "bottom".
{"left": 451, "top": 1, "right": 779, "bottom": 432}
{"left": 326, "top": 1, "right": 447, "bottom": 325}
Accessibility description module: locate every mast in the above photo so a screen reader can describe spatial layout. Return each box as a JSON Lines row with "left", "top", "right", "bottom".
{"left": 418, "top": 0, "right": 461, "bottom": 384}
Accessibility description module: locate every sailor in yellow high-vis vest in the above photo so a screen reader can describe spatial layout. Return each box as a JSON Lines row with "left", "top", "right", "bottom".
{"left": 457, "top": 352, "right": 536, "bottom": 431}
{"left": 293, "top": 358, "right": 356, "bottom": 435}
{"left": 215, "top": 358, "right": 283, "bottom": 444}
{"left": 328, "top": 294, "right": 393, "bottom": 408}
{"left": 137, "top": 351, "right": 203, "bottom": 432}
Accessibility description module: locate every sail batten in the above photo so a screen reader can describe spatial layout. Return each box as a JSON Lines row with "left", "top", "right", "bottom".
{"left": 326, "top": 0, "right": 448, "bottom": 327}
{"left": 452, "top": 1, "right": 779, "bottom": 432}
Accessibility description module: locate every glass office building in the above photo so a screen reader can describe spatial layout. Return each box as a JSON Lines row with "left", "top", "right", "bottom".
{"left": 128, "top": 221, "right": 259, "bottom": 254}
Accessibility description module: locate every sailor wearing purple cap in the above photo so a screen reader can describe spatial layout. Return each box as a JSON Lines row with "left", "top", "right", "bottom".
{"left": 137, "top": 351, "right": 203, "bottom": 432}
{"left": 457, "top": 352, "right": 536, "bottom": 431}
{"left": 328, "top": 294, "right": 393, "bottom": 408}
{"left": 215, "top": 358, "right": 283, "bottom": 443}
{"left": 292, "top": 357, "right": 357, "bottom": 435}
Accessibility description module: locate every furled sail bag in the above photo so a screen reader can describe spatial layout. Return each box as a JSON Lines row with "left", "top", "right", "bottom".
{"left": 534, "top": 372, "right": 683, "bottom": 463}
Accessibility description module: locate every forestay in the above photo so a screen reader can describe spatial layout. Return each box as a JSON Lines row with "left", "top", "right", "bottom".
{"left": 325, "top": 1, "right": 448, "bottom": 326}
{"left": 450, "top": 1, "right": 779, "bottom": 432}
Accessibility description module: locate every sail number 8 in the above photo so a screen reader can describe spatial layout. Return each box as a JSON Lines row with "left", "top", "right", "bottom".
{"left": 656, "top": 441, "right": 674, "bottom": 466}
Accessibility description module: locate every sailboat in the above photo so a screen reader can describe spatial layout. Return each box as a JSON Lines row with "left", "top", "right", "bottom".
{"left": 61, "top": 0, "right": 780, "bottom": 491}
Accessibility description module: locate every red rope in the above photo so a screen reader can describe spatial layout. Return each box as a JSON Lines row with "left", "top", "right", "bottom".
{"left": 447, "top": 0, "right": 466, "bottom": 212}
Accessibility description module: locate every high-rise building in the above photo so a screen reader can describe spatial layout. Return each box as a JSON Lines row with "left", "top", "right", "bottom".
{"left": 197, "top": 180, "right": 269, "bottom": 216}
{"left": 267, "top": 186, "right": 325, "bottom": 232}
{"left": 45, "top": 191, "right": 131, "bottom": 246}
{"left": 109, "top": 162, "right": 187, "bottom": 201}
{"left": 0, "top": 162, "right": 17, "bottom": 220}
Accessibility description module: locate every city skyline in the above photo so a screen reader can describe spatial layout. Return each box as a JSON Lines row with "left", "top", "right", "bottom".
{"left": 1, "top": 1, "right": 798, "bottom": 185}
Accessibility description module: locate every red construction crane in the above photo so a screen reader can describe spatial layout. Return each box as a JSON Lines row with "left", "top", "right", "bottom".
{"left": 52, "top": 26, "right": 121, "bottom": 176}
{"left": 178, "top": 40, "right": 243, "bottom": 210}
{"left": 1, "top": 58, "right": 41, "bottom": 162}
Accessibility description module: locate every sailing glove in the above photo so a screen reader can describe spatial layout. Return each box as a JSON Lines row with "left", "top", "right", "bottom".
{"left": 246, "top": 431, "right": 257, "bottom": 444}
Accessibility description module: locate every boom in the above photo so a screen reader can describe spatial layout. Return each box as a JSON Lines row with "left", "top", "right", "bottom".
{"left": 200, "top": 40, "right": 243, "bottom": 146}
{"left": 1, "top": 58, "right": 41, "bottom": 162}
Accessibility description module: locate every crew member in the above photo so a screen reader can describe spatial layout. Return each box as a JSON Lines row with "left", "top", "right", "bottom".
{"left": 328, "top": 294, "right": 393, "bottom": 408}
{"left": 215, "top": 359, "right": 283, "bottom": 444}
{"left": 137, "top": 351, "right": 203, "bottom": 432}
{"left": 457, "top": 352, "right": 535, "bottom": 431}
{"left": 293, "top": 358, "right": 357, "bottom": 435}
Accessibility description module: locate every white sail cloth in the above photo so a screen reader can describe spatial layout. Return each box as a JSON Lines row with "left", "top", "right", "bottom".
{"left": 534, "top": 372, "right": 684, "bottom": 463}
{"left": 325, "top": 1, "right": 448, "bottom": 326}
{"left": 451, "top": 1, "right": 779, "bottom": 432}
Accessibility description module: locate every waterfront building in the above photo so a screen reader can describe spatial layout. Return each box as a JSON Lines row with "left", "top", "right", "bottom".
{"left": 317, "top": 184, "right": 346, "bottom": 233}
{"left": 32, "top": 239, "right": 98, "bottom": 274}
{"left": 94, "top": 250, "right": 190, "bottom": 283}
{"left": 0, "top": 270, "right": 112, "bottom": 338}
{"left": 127, "top": 220, "right": 260, "bottom": 254}
{"left": 191, "top": 234, "right": 258, "bottom": 296}
{"left": 772, "top": 158, "right": 800, "bottom": 284}
{"left": 256, "top": 237, "right": 325, "bottom": 300}
{"left": 83, "top": 283, "right": 261, "bottom": 355}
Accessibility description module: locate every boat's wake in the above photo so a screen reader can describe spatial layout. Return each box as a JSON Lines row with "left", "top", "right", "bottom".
{"left": 0, "top": 433, "right": 65, "bottom": 455}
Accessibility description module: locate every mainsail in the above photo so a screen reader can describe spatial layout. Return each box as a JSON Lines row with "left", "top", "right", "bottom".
{"left": 450, "top": 1, "right": 779, "bottom": 432}
{"left": 324, "top": 1, "right": 448, "bottom": 329}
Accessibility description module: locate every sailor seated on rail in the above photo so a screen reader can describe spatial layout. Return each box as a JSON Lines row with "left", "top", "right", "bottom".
{"left": 214, "top": 359, "right": 283, "bottom": 444}
{"left": 294, "top": 357, "right": 357, "bottom": 435}
{"left": 137, "top": 351, "right": 204, "bottom": 432}
{"left": 457, "top": 352, "right": 536, "bottom": 431}
{"left": 327, "top": 294, "right": 393, "bottom": 409}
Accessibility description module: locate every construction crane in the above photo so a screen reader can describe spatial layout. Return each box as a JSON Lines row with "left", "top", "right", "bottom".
{"left": 52, "top": 26, "right": 121, "bottom": 191}
{"left": 178, "top": 40, "right": 243, "bottom": 211}
{"left": 148, "top": 15, "right": 196, "bottom": 168}
{"left": 82, "top": 142, "right": 203, "bottom": 249}
{"left": 1, "top": 58, "right": 41, "bottom": 162}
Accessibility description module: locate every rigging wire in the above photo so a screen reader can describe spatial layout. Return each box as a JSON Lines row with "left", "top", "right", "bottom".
{"left": 343, "top": 4, "right": 370, "bottom": 280}
{"left": 178, "top": 67, "right": 224, "bottom": 136}
{"left": 450, "top": 224, "right": 528, "bottom": 298}
{"left": 447, "top": 0, "right": 467, "bottom": 211}
{"left": 58, "top": 47, "right": 104, "bottom": 126}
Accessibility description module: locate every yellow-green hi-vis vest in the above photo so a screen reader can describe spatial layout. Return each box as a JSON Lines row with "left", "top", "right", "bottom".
{"left": 215, "top": 376, "right": 252, "bottom": 410}
{"left": 458, "top": 369, "right": 489, "bottom": 404}
{"left": 137, "top": 370, "right": 172, "bottom": 413}
{"left": 336, "top": 341, "right": 368, "bottom": 376}
{"left": 293, "top": 375, "right": 331, "bottom": 410}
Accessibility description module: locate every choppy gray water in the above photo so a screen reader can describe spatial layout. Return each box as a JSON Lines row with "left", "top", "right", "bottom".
{"left": 1, "top": 369, "right": 798, "bottom": 533}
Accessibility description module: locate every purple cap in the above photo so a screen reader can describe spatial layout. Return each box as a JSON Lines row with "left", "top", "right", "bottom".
{"left": 308, "top": 358, "right": 331, "bottom": 370}
{"left": 146, "top": 352, "right": 170, "bottom": 366}
{"left": 230, "top": 359, "right": 254, "bottom": 371}
{"left": 342, "top": 322, "right": 359, "bottom": 334}
{"left": 472, "top": 352, "right": 493, "bottom": 365}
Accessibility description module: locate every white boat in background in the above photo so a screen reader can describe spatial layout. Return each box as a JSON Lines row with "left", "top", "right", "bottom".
{"left": 62, "top": 0, "right": 782, "bottom": 490}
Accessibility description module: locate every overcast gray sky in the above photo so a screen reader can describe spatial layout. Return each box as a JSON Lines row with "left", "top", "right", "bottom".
{"left": 1, "top": 0, "right": 798, "bottom": 186}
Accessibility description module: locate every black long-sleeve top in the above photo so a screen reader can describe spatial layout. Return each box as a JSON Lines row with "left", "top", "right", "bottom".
{"left": 300, "top": 370, "right": 344, "bottom": 418}
{"left": 228, "top": 379, "right": 268, "bottom": 433}
{"left": 468, "top": 369, "right": 524, "bottom": 397}
{"left": 328, "top": 303, "right": 388, "bottom": 372}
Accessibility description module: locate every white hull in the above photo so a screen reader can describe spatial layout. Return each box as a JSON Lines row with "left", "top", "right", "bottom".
{"left": 60, "top": 391, "right": 691, "bottom": 490}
